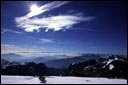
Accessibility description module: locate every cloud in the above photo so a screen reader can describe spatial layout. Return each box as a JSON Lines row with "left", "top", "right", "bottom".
{"left": 1, "top": 44, "right": 42, "bottom": 54}
{"left": 72, "top": 27, "right": 96, "bottom": 32}
{"left": 1, "top": 44, "right": 51, "bottom": 57}
{"left": 18, "top": 35, "right": 34, "bottom": 39}
{"left": 1, "top": 28, "right": 24, "bottom": 34}
{"left": 15, "top": 1, "right": 70, "bottom": 21}
{"left": 1, "top": 44, "right": 57, "bottom": 54}
{"left": 1, "top": 28, "right": 35, "bottom": 39}
{"left": 15, "top": 1, "right": 95, "bottom": 32}
{"left": 26, "top": 1, "right": 70, "bottom": 18}
{"left": 40, "top": 38, "right": 54, "bottom": 43}
{"left": 2, "top": 44, "right": 15, "bottom": 47}
{"left": 1, "top": 44, "right": 81, "bottom": 57}
{"left": 1, "top": 29, "right": 7, "bottom": 34}
{"left": 39, "top": 38, "right": 73, "bottom": 45}
{"left": 16, "top": 15, "right": 95, "bottom": 32}
{"left": 1, "top": 44, "right": 63, "bottom": 57}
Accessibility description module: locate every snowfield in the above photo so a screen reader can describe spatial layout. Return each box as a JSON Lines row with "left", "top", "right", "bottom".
{"left": 1, "top": 75, "right": 40, "bottom": 84}
{"left": 1, "top": 75, "right": 127, "bottom": 84}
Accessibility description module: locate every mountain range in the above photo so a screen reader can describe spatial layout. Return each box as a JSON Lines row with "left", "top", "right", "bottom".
{"left": 1, "top": 53, "right": 24, "bottom": 62}
{"left": 44, "top": 54, "right": 103, "bottom": 68}
{"left": 1, "top": 54, "right": 127, "bottom": 79}
{"left": 1, "top": 53, "right": 127, "bottom": 69}
{"left": 64, "top": 55, "right": 127, "bottom": 79}
{"left": 1, "top": 53, "right": 73, "bottom": 64}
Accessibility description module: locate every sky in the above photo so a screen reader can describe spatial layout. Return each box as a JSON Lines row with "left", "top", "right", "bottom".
{"left": 1, "top": 1, "right": 127, "bottom": 57}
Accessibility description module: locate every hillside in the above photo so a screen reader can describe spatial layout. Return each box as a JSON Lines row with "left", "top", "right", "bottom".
{"left": 64, "top": 55, "right": 127, "bottom": 79}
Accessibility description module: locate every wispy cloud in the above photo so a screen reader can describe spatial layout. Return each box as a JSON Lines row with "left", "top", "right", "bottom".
{"left": 15, "top": 1, "right": 95, "bottom": 32}
{"left": 2, "top": 44, "right": 15, "bottom": 47}
{"left": 72, "top": 27, "right": 96, "bottom": 32}
{"left": 18, "top": 35, "right": 34, "bottom": 39}
{"left": 1, "top": 28, "right": 35, "bottom": 39}
{"left": 1, "top": 29, "right": 7, "bottom": 34}
{"left": 1, "top": 44, "right": 57, "bottom": 54}
{"left": 1, "top": 28, "right": 24, "bottom": 34}
{"left": 26, "top": 1, "right": 70, "bottom": 18}
{"left": 1, "top": 44, "right": 81, "bottom": 57}
{"left": 1, "top": 44, "right": 59, "bottom": 57}
{"left": 39, "top": 38, "right": 74, "bottom": 46}
{"left": 15, "top": 1, "right": 70, "bottom": 23}
{"left": 40, "top": 38, "right": 54, "bottom": 43}
{"left": 1, "top": 44, "right": 42, "bottom": 54}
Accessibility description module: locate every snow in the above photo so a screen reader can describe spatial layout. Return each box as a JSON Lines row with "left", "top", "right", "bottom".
{"left": 1, "top": 75, "right": 40, "bottom": 84}
{"left": 103, "top": 57, "right": 125, "bottom": 69}
{"left": 103, "top": 59, "right": 114, "bottom": 68}
{"left": 106, "top": 59, "right": 113, "bottom": 66}
{"left": 72, "top": 63, "right": 75, "bottom": 65}
{"left": 2, "top": 63, "right": 19, "bottom": 69}
{"left": 115, "top": 57, "right": 118, "bottom": 60}
{"left": 45, "top": 76, "right": 127, "bottom": 84}
{"left": 1, "top": 75, "right": 127, "bottom": 84}
{"left": 109, "top": 64, "right": 114, "bottom": 70}
{"left": 21, "top": 62, "right": 26, "bottom": 65}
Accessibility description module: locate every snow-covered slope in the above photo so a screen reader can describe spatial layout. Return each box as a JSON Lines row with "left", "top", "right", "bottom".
{"left": 1, "top": 75, "right": 40, "bottom": 84}
{"left": 1, "top": 75, "right": 127, "bottom": 84}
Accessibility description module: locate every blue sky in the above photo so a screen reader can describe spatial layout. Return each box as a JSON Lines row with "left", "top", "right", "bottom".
{"left": 1, "top": 1, "right": 127, "bottom": 56}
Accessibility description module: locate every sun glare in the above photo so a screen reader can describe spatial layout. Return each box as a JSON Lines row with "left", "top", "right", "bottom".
{"left": 30, "top": 4, "right": 40, "bottom": 12}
